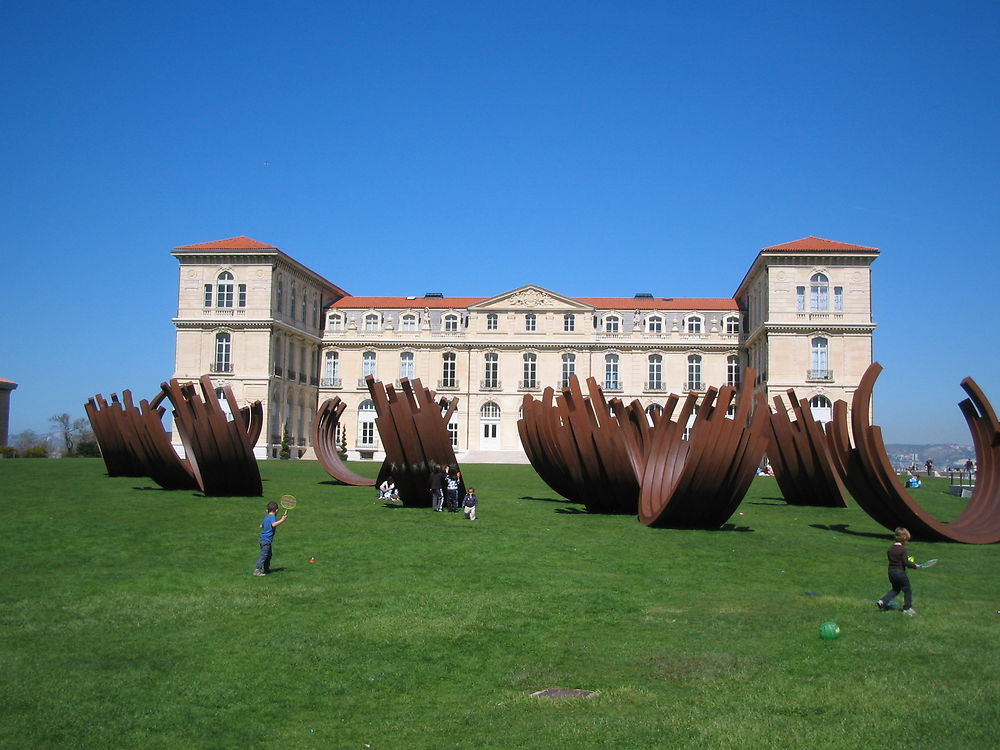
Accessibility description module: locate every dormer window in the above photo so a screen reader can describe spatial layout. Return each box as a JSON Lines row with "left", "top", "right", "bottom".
{"left": 364, "top": 313, "right": 380, "bottom": 331}
{"left": 327, "top": 313, "right": 344, "bottom": 331}
{"left": 401, "top": 313, "right": 417, "bottom": 331}
{"left": 604, "top": 315, "right": 621, "bottom": 333}
{"left": 724, "top": 316, "right": 740, "bottom": 334}
{"left": 647, "top": 316, "right": 663, "bottom": 333}
{"left": 686, "top": 315, "right": 703, "bottom": 334}
{"left": 443, "top": 314, "right": 459, "bottom": 332}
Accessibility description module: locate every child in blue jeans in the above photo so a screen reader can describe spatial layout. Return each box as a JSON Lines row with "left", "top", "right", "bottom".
{"left": 876, "top": 527, "right": 919, "bottom": 615}
{"left": 254, "top": 501, "right": 288, "bottom": 576}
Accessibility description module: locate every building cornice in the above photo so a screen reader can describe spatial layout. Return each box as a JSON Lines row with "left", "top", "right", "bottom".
{"left": 744, "top": 322, "right": 877, "bottom": 347}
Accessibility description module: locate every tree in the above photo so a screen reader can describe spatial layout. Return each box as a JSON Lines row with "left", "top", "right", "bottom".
{"left": 338, "top": 428, "right": 348, "bottom": 460}
{"left": 48, "top": 414, "right": 95, "bottom": 457}
{"left": 279, "top": 424, "right": 291, "bottom": 460}
{"left": 12, "top": 429, "right": 42, "bottom": 457}
{"left": 50, "top": 413, "right": 75, "bottom": 456}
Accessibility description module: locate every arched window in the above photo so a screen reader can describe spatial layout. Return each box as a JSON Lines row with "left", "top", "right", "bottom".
{"left": 810, "top": 273, "right": 829, "bottom": 311}
{"left": 647, "top": 354, "right": 663, "bottom": 391}
{"left": 443, "top": 314, "right": 459, "bottom": 332}
{"left": 727, "top": 355, "right": 741, "bottom": 387}
{"left": 364, "top": 313, "right": 380, "bottom": 331}
{"left": 401, "top": 313, "right": 417, "bottom": 331}
{"left": 323, "top": 351, "right": 340, "bottom": 386}
{"left": 216, "top": 272, "right": 234, "bottom": 308}
{"left": 810, "top": 394, "right": 833, "bottom": 424}
{"left": 358, "top": 399, "right": 377, "bottom": 447}
{"left": 724, "top": 316, "right": 740, "bottom": 334}
{"left": 399, "top": 351, "right": 414, "bottom": 380}
{"left": 686, "top": 354, "right": 703, "bottom": 391}
{"left": 647, "top": 316, "right": 663, "bottom": 333}
{"left": 810, "top": 338, "right": 829, "bottom": 379}
{"left": 441, "top": 352, "right": 457, "bottom": 388}
{"left": 486, "top": 313, "right": 498, "bottom": 331}
{"left": 686, "top": 315, "right": 703, "bottom": 334}
{"left": 483, "top": 352, "right": 499, "bottom": 389}
{"left": 521, "top": 353, "right": 537, "bottom": 389}
{"left": 561, "top": 353, "right": 576, "bottom": 387}
{"left": 362, "top": 351, "right": 377, "bottom": 379}
{"left": 214, "top": 332, "right": 232, "bottom": 373}
{"left": 604, "top": 315, "right": 621, "bottom": 333}
{"left": 646, "top": 403, "right": 662, "bottom": 426}
{"left": 524, "top": 313, "right": 536, "bottom": 332}
{"left": 604, "top": 353, "right": 620, "bottom": 390}
{"left": 481, "top": 401, "right": 501, "bottom": 419}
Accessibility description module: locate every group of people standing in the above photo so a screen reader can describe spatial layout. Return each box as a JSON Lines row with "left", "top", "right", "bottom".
{"left": 429, "top": 464, "right": 478, "bottom": 519}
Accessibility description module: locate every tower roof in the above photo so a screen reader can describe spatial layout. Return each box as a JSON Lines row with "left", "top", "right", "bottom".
{"left": 762, "top": 236, "right": 878, "bottom": 252}
{"left": 174, "top": 236, "right": 278, "bottom": 250}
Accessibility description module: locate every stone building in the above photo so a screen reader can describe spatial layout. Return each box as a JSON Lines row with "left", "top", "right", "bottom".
{"left": 171, "top": 235, "right": 877, "bottom": 461}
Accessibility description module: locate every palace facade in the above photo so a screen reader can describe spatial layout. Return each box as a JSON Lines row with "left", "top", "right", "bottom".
{"left": 171, "top": 235, "right": 878, "bottom": 461}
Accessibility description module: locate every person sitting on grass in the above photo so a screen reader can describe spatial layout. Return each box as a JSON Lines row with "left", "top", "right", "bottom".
{"left": 462, "top": 487, "right": 479, "bottom": 521}
{"left": 905, "top": 474, "right": 922, "bottom": 489}
{"left": 378, "top": 478, "right": 400, "bottom": 502}
{"left": 876, "top": 527, "right": 920, "bottom": 615}
{"left": 254, "top": 501, "right": 288, "bottom": 577}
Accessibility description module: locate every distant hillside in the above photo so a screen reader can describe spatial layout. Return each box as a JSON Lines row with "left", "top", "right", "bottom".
{"left": 884, "top": 444, "right": 976, "bottom": 470}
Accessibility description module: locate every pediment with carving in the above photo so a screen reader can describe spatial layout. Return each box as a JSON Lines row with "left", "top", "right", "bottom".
{"left": 468, "top": 285, "right": 593, "bottom": 312}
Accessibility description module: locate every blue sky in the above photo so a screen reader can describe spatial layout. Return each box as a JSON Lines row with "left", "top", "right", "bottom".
{"left": 2, "top": 1, "right": 997, "bottom": 444}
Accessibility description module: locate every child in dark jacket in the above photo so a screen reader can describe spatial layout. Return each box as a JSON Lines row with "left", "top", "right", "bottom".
{"left": 462, "top": 487, "right": 478, "bottom": 521}
{"left": 876, "top": 527, "right": 920, "bottom": 615}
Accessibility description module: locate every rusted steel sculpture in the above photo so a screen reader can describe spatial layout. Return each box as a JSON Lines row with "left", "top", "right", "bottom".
{"left": 86, "top": 392, "right": 148, "bottom": 477}
{"left": 826, "top": 362, "right": 1000, "bottom": 543}
{"left": 310, "top": 397, "right": 376, "bottom": 486}
{"left": 517, "top": 377, "right": 642, "bottom": 513}
{"left": 638, "top": 370, "right": 769, "bottom": 529}
{"left": 365, "top": 376, "right": 464, "bottom": 506}
{"left": 766, "top": 389, "right": 849, "bottom": 507}
{"left": 517, "top": 372, "right": 768, "bottom": 525}
{"left": 161, "top": 375, "right": 263, "bottom": 497}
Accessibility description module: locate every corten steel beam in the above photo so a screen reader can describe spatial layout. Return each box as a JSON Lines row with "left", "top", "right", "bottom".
{"left": 517, "top": 377, "right": 674, "bottom": 514}
{"left": 86, "top": 392, "right": 147, "bottom": 477}
{"left": 766, "top": 389, "right": 849, "bottom": 507}
{"left": 365, "top": 376, "right": 464, "bottom": 506}
{"left": 638, "top": 368, "right": 770, "bottom": 529}
{"left": 825, "top": 362, "right": 1000, "bottom": 543}
{"left": 161, "top": 375, "right": 263, "bottom": 497}
{"left": 310, "top": 398, "right": 376, "bottom": 486}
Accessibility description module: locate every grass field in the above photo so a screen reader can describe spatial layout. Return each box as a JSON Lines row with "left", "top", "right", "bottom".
{"left": 2, "top": 459, "right": 998, "bottom": 749}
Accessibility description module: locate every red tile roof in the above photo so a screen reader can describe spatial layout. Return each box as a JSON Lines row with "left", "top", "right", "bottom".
{"left": 762, "top": 236, "right": 878, "bottom": 252}
{"left": 331, "top": 296, "right": 486, "bottom": 309}
{"left": 331, "top": 296, "right": 736, "bottom": 311}
{"left": 175, "top": 236, "right": 278, "bottom": 250}
{"left": 579, "top": 297, "right": 738, "bottom": 311}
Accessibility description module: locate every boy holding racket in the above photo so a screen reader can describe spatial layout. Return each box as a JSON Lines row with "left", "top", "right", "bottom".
{"left": 254, "top": 501, "right": 288, "bottom": 576}
{"left": 876, "top": 527, "right": 919, "bottom": 615}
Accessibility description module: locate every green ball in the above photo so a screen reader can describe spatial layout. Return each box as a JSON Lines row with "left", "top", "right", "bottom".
{"left": 819, "top": 621, "right": 841, "bottom": 640}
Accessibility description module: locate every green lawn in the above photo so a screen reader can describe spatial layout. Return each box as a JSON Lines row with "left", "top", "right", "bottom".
{"left": 2, "top": 459, "right": 998, "bottom": 749}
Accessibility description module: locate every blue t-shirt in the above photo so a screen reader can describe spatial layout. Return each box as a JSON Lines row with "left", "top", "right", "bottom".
{"left": 259, "top": 513, "right": 278, "bottom": 543}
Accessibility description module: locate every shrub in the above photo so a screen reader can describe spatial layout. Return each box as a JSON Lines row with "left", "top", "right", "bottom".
{"left": 0, "top": 445, "right": 17, "bottom": 458}
{"left": 24, "top": 446, "right": 49, "bottom": 458}
{"left": 76, "top": 441, "right": 101, "bottom": 458}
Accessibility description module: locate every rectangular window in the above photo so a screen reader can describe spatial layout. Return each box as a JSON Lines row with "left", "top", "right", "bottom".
{"left": 561, "top": 355, "right": 575, "bottom": 387}
{"left": 605, "top": 358, "right": 619, "bottom": 390}
{"left": 564, "top": 315, "right": 575, "bottom": 332}
{"left": 204, "top": 284, "right": 213, "bottom": 307}
{"left": 441, "top": 355, "right": 456, "bottom": 387}
{"left": 487, "top": 314, "right": 498, "bottom": 331}
{"left": 525, "top": 314, "right": 536, "bottom": 332}
{"left": 448, "top": 421, "right": 458, "bottom": 447}
{"left": 238, "top": 284, "right": 247, "bottom": 308}
{"left": 834, "top": 287, "right": 843, "bottom": 312}
{"left": 361, "top": 422, "right": 375, "bottom": 446}
{"left": 484, "top": 354, "right": 499, "bottom": 388}
{"left": 796, "top": 286, "right": 805, "bottom": 311}
{"left": 522, "top": 356, "right": 537, "bottom": 388}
